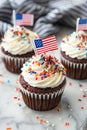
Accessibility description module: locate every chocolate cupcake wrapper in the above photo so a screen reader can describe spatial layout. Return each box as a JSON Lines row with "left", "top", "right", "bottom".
{"left": 19, "top": 83, "right": 65, "bottom": 111}
{"left": 61, "top": 56, "right": 87, "bottom": 79}
{"left": 19, "top": 83, "right": 65, "bottom": 99}
{"left": 1, "top": 51, "right": 29, "bottom": 74}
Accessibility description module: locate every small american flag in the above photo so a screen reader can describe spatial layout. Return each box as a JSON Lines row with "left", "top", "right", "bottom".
{"left": 34, "top": 35, "right": 58, "bottom": 54}
{"left": 78, "top": 18, "right": 87, "bottom": 31}
{"left": 16, "top": 13, "right": 34, "bottom": 26}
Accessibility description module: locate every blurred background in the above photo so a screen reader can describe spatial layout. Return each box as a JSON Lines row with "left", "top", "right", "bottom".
{"left": 0, "top": 0, "right": 86, "bottom": 39}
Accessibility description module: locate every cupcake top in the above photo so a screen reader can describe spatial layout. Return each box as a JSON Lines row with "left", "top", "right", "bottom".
{"left": 21, "top": 54, "right": 66, "bottom": 88}
{"left": 61, "top": 31, "right": 87, "bottom": 59}
{"left": 1, "top": 26, "right": 38, "bottom": 55}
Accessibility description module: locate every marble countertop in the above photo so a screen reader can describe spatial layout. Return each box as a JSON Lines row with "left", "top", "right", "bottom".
{"left": 0, "top": 27, "right": 87, "bottom": 130}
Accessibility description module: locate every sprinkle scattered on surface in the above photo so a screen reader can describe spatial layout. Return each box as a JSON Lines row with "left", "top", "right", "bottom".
{"left": 35, "top": 115, "right": 55, "bottom": 127}
{"left": 79, "top": 83, "right": 83, "bottom": 87}
{"left": 36, "top": 115, "right": 39, "bottom": 119}
{"left": 15, "top": 87, "right": 21, "bottom": 93}
{"left": 7, "top": 79, "right": 11, "bottom": 83}
{"left": 16, "top": 79, "right": 19, "bottom": 84}
{"left": 0, "top": 80, "right": 4, "bottom": 84}
{"left": 64, "top": 122, "right": 70, "bottom": 126}
{"left": 55, "top": 108, "right": 60, "bottom": 113}
{"left": 82, "top": 95, "right": 86, "bottom": 98}
{"left": 6, "top": 128, "right": 12, "bottom": 130}
{"left": 69, "top": 82, "right": 72, "bottom": 86}
{"left": 78, "top": 99, "right": 82, "bottom": 102}
{"left": 81, "top": 106, "right": 84, "bottom": 110}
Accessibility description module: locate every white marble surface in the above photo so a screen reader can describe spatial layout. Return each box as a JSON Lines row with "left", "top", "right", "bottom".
{"left": 0, "top": 27, "right": 87, "bottom": 130}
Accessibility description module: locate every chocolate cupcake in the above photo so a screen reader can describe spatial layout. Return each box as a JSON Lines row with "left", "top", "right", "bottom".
{"left": 19, "top": 54, "right": 66, "bottom": 111}
{"left": 61, "top": 31, "right": 87, "bottom": 79}
{"left": 1, "top": 26, "right": 38, "bottom": 74}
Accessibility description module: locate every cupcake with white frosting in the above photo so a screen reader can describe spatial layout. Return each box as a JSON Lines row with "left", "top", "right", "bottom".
{"left": 61, "top": 31, "right": 87, "bottom": 79}
{"left": 19, "top": 53, "right": 66, "bottom": 111}
{"left": 1, "top": 26, "right": 38, "bottom": 74}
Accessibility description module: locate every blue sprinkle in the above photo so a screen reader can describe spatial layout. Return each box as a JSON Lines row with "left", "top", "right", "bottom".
{"left": 27, "top": 59, "right": 30, "bottom": 62}
{"left": 76, "top": 46, "right": 80, "bottom": 50}
{"left": 21, "top": 42, "right": 24, "bottom": 44}
{"left": 29, "top": 71, "right": 33, "bottom": 74}
{"left": 55, "top": 64, "right": 58, "bottom": 69}
{"left": 28, "top": 42, "right": 30, "bottom": 44}
{"left": 25, "top": 64, "right": 28, "bottom": 66}
{"left": 12, "top": 35, "right": 15, "bottom": 37}
{"left": 76, "top": 36, "right": 78, "bottom": 38}
{"left": 43, "top": 74, "right": 47, "bottom": 78}
{"left": 7, "top": 79, "right": 11, "bottom": 83}
{"left": 29, "top": 71, "right": 36, "bottom": 74}
{"left": 41, "top": 62, "right": 44, "bottom": 65}
{"left": 39, "top": 57, "right": 45, "bottom": 61}
{"left": 39, "top": 58, "right": 43, "bottom": 61}
{"left": 22, "top": 35, "right": 25, "bottom": 38}
{"left": 19, "top": 104, "right": 22, "bottom": 107}
{"left": 86, "top": 48, "right": 87, "bottom": 57}
{"left": 86, "top": 53, "right": 87, "bottom": 57}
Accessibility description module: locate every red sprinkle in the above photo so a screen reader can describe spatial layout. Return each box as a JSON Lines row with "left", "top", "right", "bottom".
{"left": 18, "top": 98, "right": 20, "bottom": 101}
{"left": 79, "top": 84, "right": 83, "bottom": 87}
{"left": 83, "top": 95, "right": 86, "bottom": 98}
{"left": 16, "top": 79, "right": 19, "bottom": 84}
{"left": 55, "top": 109, "right": 60, "bottom": 112}
{"left": 41, "top": 76, "right": 44, "bottom": 80}
{"left": 69, "top": 82, "right": 72, "bottom": 86}
{"left": 64, "top": 122, "right": 70, "bottom": 126}
{"left": 81, "top": 106, "right": 84, "bottom": 109}
{"left": 35, "top": 77, "right": 38, "bottom": 80}
{"left": 78, "top": 99, "right": 82, "bottom": 102}
{"left": 14, "top": 96, "right": 17, "bottom": 99}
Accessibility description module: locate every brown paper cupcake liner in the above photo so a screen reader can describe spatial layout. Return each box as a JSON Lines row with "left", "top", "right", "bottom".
{"left": 19, "top": 83, "right": 65, "bottom": 111}
{"left": 61, "top": 55, "right": 87, "bottom": 79}
{"left": 1, "top": 52, "right": 29, "bottom": 74}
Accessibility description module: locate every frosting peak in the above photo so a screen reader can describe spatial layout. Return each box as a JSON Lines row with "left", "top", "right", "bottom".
{"left": 1, "top": 26, "right": 38, "bottom": 55}
{"left": 21, "top": 54, "right": 66, "bottom": 88}
{"left": 61, "top": 31, "right": 87, "bottom": 59}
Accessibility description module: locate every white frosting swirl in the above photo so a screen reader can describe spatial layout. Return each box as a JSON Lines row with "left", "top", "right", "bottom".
{"left": 1, "top": 26, "right": 38, "bottom": 55}
{"left": 21, "top": 54, "right": 66, "bottom": 88}
{"left": 61, "top": 31, "right": 87, "bottom": 59}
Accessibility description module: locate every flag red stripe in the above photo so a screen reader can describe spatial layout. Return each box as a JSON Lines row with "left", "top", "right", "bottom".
{"left": 37, "top": 48, "right": 58, "bottom": 54}
{"left": 36, "top": 46, "right": 58, "bottom": 54}
{"left": 78, "top": 24, "right": 87, "bottom": 30}
{"left": 16, "top": 14, "right": 34, "bottom": 26}
{"left": 42, "top": 37, "right": 57, "bottom": 42}
{"left": 42, "top": 40, "right": 57, "bottom": 44}
{"left": 35, "top": 35, "right": 58, "bottom": 54}
{"left": 37, "top": 46, "right": 58, "bottom": 50}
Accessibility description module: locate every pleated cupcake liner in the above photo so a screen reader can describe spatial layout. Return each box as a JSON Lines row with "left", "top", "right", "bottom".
{"left": 19, "top": 83, "right": 65, "bottom": 111}
{"left": 1, "top": 51, "right": 29, "bottom": 74}
{"left": 61, "top": 55, "right": 87, "bottom": 79}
